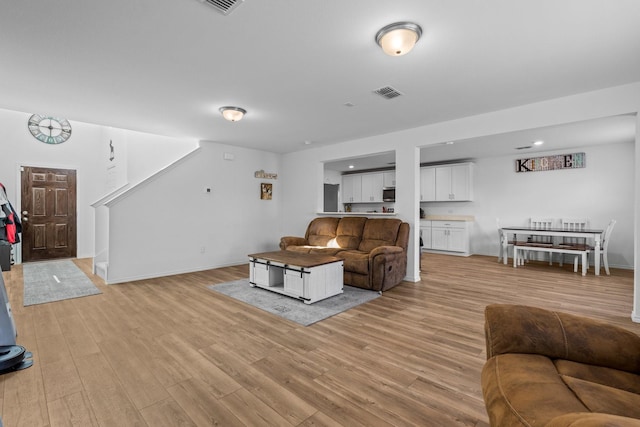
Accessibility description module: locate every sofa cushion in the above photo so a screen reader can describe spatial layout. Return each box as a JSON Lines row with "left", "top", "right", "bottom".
{"left": 306, "top": 217, "right": 340, "bottom": 247}
{"left": 560, "top": 375, "right": 640, "bottom": 419}
{"left": 358, "top": 218, "right": 402, "bottom": 253}
{"left": 555, "top": 360, "right": 640, "bottom": 395}
{"left": 338, "top": 250, "right": 370, "bottom": 275}
{"left": 546, "top": 413, "right": 640, "bottom": 427}
{"left": 335, "top": 216, "right": 367, "bottom": 249}
{"left": 308, "top": 247, "right": 343, "bottom": 256}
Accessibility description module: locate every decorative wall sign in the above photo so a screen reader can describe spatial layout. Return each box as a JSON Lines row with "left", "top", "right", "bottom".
{"left": 255, "top": 170, "right": 278, "bottom": 179}
{"left": 260, "top": 183, "right": 273, "bottom": 200}
{"left": 515, "top": 152, "right": 585, "bottom": 173}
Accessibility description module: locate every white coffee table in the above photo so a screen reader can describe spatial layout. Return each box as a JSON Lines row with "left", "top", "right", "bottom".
{"left": 248, "top": 251, "right": 344, "bottom": 304}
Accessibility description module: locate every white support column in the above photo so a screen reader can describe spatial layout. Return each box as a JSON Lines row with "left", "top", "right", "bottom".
{"left": 632, "top": 113, "right": 640, "bottom": 323}
{"left": 395, "top": 145, "right": 421, "bottom": 282}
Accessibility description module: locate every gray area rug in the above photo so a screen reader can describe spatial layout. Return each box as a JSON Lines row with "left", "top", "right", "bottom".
{"left": 23, "top": 260, "right": 101, "bottom": 306}
{"left": 208, "top": 279, "right": 379, "bottom": 326}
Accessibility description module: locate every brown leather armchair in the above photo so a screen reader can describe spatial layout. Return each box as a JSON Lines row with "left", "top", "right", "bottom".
{"left": 482, "top": 304, "right": 640, "bottom": 426}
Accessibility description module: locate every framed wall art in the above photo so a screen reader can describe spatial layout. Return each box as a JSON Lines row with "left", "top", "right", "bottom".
{"left": 260, "top": 183, "right": 272, "bottom": 200}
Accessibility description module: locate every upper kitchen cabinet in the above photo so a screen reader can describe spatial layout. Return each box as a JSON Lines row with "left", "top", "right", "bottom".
{"left": 360, "top": 172, "right": 384, "bottom": 202}
{"left": 420, "top": 167, "right": 436, "bottom": 201}
{"left": 383, "top": 171, "right": 396, "bottom": 188}
{"left": 436, "top": 163, "right": 473, "bottom": 201}
{"left": 421, "top": 162, "right": 474, "bottom": 202}
{"left": 342, "top": 174, "right": 362, "bottom": 203}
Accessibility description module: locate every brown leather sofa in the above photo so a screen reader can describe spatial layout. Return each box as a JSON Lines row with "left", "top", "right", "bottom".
{"left": 279, "top": 216, "right": 409, "bottom": 292}
{"left": 482, "top": 304, "right": 640, "bottom": 426}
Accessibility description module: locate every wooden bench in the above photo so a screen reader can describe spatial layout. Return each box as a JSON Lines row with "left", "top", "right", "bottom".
{"left": 513, "top": 243, "right": 590, "bottom": 275}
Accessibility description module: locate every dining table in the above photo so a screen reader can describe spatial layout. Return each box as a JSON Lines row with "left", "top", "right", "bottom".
{"left": 501, "top": 226, "right": 605, "bottom": 275}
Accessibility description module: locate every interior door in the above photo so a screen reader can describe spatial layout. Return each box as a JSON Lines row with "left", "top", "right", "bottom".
{"left": 20, "top": 166, "right": 77, "bottom": 262}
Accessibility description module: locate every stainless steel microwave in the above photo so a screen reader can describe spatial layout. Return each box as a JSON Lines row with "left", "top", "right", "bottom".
{"left": 382, "top": 187, "right": 395, "bottom": 202}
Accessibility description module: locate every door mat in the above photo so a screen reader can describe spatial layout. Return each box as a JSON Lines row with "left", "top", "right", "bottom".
{"left": 208, "top": 279, "right": 380, "bottom": 326}
{"left": 23, "top": 260, "right": 101, "bottom": 306}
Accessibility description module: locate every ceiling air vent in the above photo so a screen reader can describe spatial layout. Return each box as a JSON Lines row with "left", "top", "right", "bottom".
{"left": 200, "top": 0, "right": 244, "bottom": 15}
{"left": 373, "top": 86, "right": 403, "bottom": 100}
{"left": 515, "top": 145, "right": 533, "bottom": 150}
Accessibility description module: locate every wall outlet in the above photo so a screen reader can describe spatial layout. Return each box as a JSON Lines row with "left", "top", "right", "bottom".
{"left": 204, "top": 187, "right": 211, "bottom": 193}
{"left": 200, "top": 246, "right": 206, "bottom": 253}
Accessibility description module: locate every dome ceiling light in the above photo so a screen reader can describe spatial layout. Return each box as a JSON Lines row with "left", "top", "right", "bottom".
{"left": 375, "top": 22, "right": 422, "bottom": 56}
{"left": 219, "top": 106, "right": 246, "bottom": 122}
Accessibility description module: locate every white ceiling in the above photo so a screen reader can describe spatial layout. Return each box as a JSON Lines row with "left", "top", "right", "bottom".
{"left": 1, "top": 1, "right": 640, "bottom": 154}
{"left": 325, "top": 114, "right": 637, "bottom": 172}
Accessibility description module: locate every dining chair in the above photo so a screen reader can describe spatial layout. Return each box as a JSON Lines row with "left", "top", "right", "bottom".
{"left": 559, "top": 218, "right": 589, "bottom": 267}
{"left": 496, "top": 218, "right": 518, "bottom": 264}
{"left": 526, "top": 217, "right": 554, "bottom": 264}
{"left": 593, "top": 219, "right": 616, "bottom": 275}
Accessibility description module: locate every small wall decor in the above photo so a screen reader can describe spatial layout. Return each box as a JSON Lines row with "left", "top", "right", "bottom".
{"left": 255, "top": 169, "right": 278, "bottom": 179}
{"left": 260, "top": 183, "right": 273, "bottom": 200}
{"left": 515, "top": 152, "right": 585, "bottom": 173}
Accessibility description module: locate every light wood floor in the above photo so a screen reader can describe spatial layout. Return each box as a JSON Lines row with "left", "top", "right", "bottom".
{"left": 0, "top": 254, "right": 637, "bottom": 427}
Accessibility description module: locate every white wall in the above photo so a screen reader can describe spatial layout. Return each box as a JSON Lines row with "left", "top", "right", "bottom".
{"left": 422, "top": 142, "right": 634, "bottom": 268}
{"left": 105, "top": 141, "right": 281, "bottom": 283}
{"left": 0, "top": 107, "right": 199, "bottom": 260}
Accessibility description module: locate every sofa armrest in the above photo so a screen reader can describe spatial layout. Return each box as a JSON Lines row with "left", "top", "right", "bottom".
{"left": 369, "top": 245, "right": 403, "bottom": 258}
{"left": 279, "top": 236, "right": 308, "bottom": 250}
{"left": 485, "top": 304, "right": 640, "bottom": 373}
{"left": 545, "top": 412, "right": 640, "bottom": 427}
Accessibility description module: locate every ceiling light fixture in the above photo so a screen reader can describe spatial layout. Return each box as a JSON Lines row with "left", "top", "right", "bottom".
{"left": 219, "top": 106, "right": 246, "bottom": 122}
{"left": 375, "top": 22, "right": 422, "bottom": 56}
{"left": 533, "top": 140, "right": 545, "bottom": 146}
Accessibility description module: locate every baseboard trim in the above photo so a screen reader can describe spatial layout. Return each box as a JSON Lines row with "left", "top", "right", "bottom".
{"left": 105, "top": 260, "right": 245, "bottom": 284}
{"left": 632, "top": 310, "right": 640, "bottom": 324}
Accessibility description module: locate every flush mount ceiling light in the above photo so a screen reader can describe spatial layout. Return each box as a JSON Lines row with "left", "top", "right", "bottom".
{"left": 219, "top": 106, "right": 246, "bottom": 122}
{"left": 375, "top": 22, "right": 422, "bottom": 56}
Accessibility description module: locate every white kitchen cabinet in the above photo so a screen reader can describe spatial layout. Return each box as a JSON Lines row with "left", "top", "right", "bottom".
{"left": 420, "top": 167, "right": 436, "bottom": 201}
{"left": 434, "top": 163, "right": 473, "bottom": 201}
{"left": 342, "top": 174, "right": 362, "bottom": 203}
{"left": 427, "top": 220, "right": 469, "bottom": 254}
{"left": 383, "top": 171, "right": 396, "bottom": 188}
{"left": 360, "top": 173, "right": 383, "bottom": 202}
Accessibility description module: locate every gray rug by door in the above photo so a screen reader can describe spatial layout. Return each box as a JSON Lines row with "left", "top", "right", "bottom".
{"left": 23, "top": 260, "right": 101, "bottom": 306}
{"left": 208, "top": 279, "right": 380, "bottom": 326}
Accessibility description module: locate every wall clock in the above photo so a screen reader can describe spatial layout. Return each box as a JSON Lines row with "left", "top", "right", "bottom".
{"left": 27, "top": 114, "right": 72, "bottom": 144}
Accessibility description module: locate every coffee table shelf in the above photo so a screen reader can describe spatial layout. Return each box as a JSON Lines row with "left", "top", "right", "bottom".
{"left": 248, "top": 251, "right": 344, "bottom": 304}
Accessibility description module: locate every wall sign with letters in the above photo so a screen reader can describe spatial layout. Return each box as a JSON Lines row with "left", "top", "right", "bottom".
{"left": 254, "top": 169, "right": 278, "bottom": 179}
{"left": 515, "top": 152, "right": 585, "bottom": 173}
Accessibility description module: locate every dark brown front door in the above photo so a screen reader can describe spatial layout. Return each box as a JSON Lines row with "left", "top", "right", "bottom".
{"left": 21, "top": 166, "right": 77, "bottom": 262}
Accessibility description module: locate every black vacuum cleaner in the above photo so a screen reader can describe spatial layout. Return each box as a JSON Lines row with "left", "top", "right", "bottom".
{"left": 0, "top": 271, "right": 33, "bottom": 374}
{"left": 0, "top": 345, "right": 32, "bottom": 373}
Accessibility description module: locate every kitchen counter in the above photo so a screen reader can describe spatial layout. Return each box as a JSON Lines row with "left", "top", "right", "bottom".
{"left": 421, "top": 215, "right": 475, "bottom": 222}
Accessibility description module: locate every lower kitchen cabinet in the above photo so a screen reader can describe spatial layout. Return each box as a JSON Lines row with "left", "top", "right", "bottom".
{"left": 422, "top": 220, "right": 470, "bottom": 256}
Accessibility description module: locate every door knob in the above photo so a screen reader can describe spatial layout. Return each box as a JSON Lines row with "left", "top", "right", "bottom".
{"left": 22, "top": 211, "right": 28, "bottom": 215}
